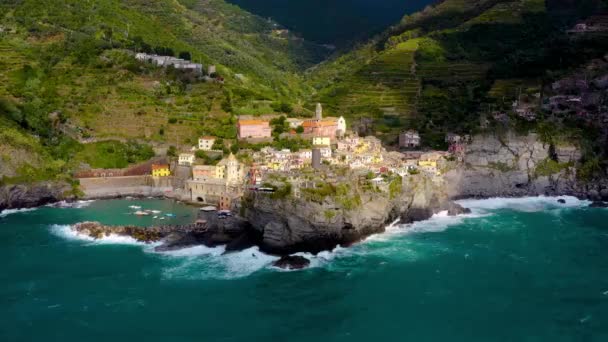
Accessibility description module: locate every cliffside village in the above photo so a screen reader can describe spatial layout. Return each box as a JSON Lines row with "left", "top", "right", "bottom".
{"left": 75, "top": 103, "right": 472, "bottom": 211}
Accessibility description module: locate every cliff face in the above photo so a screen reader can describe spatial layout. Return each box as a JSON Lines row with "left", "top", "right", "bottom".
{"left": 444, "top": 132, "right": 602, "bottom": 198}
{"left": 240, "top": 175, "right": 450, "bottom": 254}
{"left": 0, "top": 181, "right": 73, "bottom": 211}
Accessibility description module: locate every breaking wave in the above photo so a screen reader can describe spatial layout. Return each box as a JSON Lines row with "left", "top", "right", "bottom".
{"left": 0, "top": 207, "right": 37, "bottom": 217}
{"left": 50, "top": 224, "right": 150, "bottom": 246}
{"left": 47, "top": 196, "right": 591, "bottom": 279}
{"left": 47, "top": 200, "right": 96, "bottom": 209}
{"left": 456, "top": 196, "right": 590, "bottom": 214}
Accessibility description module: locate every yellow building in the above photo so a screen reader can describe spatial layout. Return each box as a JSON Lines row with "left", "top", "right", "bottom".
{"left": 312, "top": 136, "right": 331, "bottom": 146}
{"left": 152, "top": 164, "right": 171, "bottom": 177}
{"left": 418, "top": 160, "right": 437, "bottom": 168}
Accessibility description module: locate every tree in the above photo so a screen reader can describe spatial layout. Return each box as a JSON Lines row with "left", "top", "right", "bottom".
{"left": 295, "top": 125, "right": 304, "bottom": 134}
{"left": 179, "top": 51, "right": 192, "bottom": 60}
{"left": 167, "top": 146, "right": 177, "bottom": 157}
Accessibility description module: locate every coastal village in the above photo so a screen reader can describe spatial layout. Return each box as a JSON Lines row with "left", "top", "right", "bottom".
{"left": 76, "top": 102, "right": 466, "bottom": 214}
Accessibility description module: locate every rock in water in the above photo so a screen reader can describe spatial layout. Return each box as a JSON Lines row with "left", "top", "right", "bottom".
{"left": 589, "top": 201, "right": 608, "bottom": 208}
{"left": 273, "top": 255, "right": 311, "bottom": 270}
{"left": 447, "top": 202, "right": 472, "bottom": 216}
{"left": 557, "top": 199, "right": 566, "bottom": 204}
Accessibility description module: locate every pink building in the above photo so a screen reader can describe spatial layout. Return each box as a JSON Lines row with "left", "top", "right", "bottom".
{"left": 302, "top": 119, "right": 338, "bottom": 138}
{"left": 237, "top": 119, "right": 272, "bottom": 139}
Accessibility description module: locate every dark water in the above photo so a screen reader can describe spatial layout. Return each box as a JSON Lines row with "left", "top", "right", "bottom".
{"left": 226, "top": 0, "right": 434, "bottom": 44}
{"left": 1, "top": 197, "right": 608, "bottom": 341}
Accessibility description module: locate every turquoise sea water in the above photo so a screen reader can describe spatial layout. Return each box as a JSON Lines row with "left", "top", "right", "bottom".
{"left": 1, "top": 197, "right": 608, "bottom": 341}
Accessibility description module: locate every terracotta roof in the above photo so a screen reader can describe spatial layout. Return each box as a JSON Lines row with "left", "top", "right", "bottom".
{"left": 238, "top": 119, "right": 268, "bottom": 125}
{"left": 302, "top": 119, "right": 337, "bottom": 128}
{"left": 152, "top": 164, "right": 170, "bottom": 170}
{"left": 200, "top": 136, "right": 215, "bottom": 140}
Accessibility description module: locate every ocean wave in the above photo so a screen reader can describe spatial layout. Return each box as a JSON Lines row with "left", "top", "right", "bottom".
{"left": 47, "top": 200, "right": 96, "bottom": 209}
{"left": 160, "top": 246, "right": 280, "bottom": 280}
{"left": 50, "top": 224, "right": 150, "bottom": 246}
{"left": 456, "top": 196, "right": 590, "bottom": 213}
{"left": 0, "top": 207, "right": 37, "bottom": 217}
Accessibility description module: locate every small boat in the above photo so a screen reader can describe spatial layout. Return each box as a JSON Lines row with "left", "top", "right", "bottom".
{"left": 165, "top": 213, "right": 176, "bottom": 217}
{"left": 129, "top": 205, "right": 142, "bottom": 210}
{"left": 159, "top": 217, "right": 165, "bottom": 220}
{"left": 153, "top": 216, "right": 158, "bottom": 219}
{"left": 150, "top": 210, "right": 161, "bottom": 214}
{"left": 134, "top": 210, "right": 150, "bottom": 216}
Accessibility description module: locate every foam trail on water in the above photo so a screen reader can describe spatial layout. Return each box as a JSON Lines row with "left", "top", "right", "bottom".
{"left": 0, "top": 207, "right": 37, "bottom": 217}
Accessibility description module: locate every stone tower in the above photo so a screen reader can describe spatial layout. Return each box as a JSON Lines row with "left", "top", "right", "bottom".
{"left": 225, "top": 153, "right": 240, "bottom": 185}
{"left": 315, "top": 103, "right": 323, "bottom": 120}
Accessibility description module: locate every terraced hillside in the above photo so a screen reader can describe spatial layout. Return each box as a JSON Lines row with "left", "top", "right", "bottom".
{"left": 0, "top": 0, "right": 329, "bottom": 184}
{"left": 309, "top": 0, "right": 606, "bottom": 147}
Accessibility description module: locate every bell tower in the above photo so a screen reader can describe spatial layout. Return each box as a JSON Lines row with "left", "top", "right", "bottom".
{"left": 315, "top": 103, "right": 323, "bottom": 120}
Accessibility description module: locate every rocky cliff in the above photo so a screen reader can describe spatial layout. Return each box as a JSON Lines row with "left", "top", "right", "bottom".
{"left": 444, "top": 132, "right": 607, "bottom": 199}
{"left": 0, "top": 181, "right": 74, "bottom": 211}
{"left": 240, "top": 174, "right": 456, "bottom": 254}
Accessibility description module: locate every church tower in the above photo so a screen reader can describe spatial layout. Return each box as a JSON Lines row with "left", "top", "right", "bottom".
{"left": 315, "top": 103, "right": 323, "bottom": 120}
{"left": 225, "top": 153, "right": 240, "bottom": 185}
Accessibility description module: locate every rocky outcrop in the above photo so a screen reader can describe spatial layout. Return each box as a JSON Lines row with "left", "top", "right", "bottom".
{"left": 240, "top": 174, "right": 454, "bottom": 255}
{"left": 273, "top": 256, "right": 311, "bottom": 270}
{"left": 0, "top": 181, "right": 73, "bottom": 211}
{"left": 443, "top": 132, "right": 599, "bottom": 198}
{"left": 72, "top": 220, "right": 252, "bottom": 252}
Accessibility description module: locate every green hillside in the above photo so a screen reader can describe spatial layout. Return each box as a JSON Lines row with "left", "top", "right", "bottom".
{"left": 309, "top": 0, "right": 608, "bottom": 147}
{"left": 0, "top": 0, "right": 329, "bottom": 183}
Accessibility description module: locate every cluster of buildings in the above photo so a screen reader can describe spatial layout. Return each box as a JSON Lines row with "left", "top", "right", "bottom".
{"left": 236, "top": 103, "right": 346, "bottom": 141}
{"left": 142, "top": 103, "right": 474, "bottom": 209}
{"left": 135, "top": 53, "right": 205, "bottom": 73}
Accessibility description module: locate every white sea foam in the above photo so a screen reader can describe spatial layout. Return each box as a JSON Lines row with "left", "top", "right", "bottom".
{"left": 0, "top": 207, "right": 37, "bottom": 217}
{"left": 47, "top": 200, "right": 95, "bottom": 209}
{"left": 50, "top": 224, "right": 149, "bottom": 246}
{"left": 49, "top": 196, "right": 591, "bottom": 278}
{"left": 160, "top": 246, "right": 280, "bottom": 279}
{"left": 457, "top": 196, "right": 589, "bottom": 213}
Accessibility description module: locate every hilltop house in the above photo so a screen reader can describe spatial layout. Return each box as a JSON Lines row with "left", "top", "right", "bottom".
{"left": 135, "top": 53, "right": 202, "bottom": 73}
{"left": 198, "top": 136, "right": 216, "bottom": 151}
{"left": 237, "top": 119, "right": 272, "bottom": 139}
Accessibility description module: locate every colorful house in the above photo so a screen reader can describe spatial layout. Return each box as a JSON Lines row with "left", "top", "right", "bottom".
{"left": 152, "top": 164, "right": 171, "bottom": 177}
{"left": 237, "top": 119, "right": 272, "bottom": 139}
{"left": 312, "top": 136, "right": 331, "bottom": 146}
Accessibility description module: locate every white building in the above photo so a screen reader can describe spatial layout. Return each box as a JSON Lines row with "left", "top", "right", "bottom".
{"left": 298, "top": 149, "right": 312, "bottom": 160}
{"left": 198, "top": 136, "right": 216, "bottom": 151}
{"left": 399, "top": 130, "right": 421, "bottom": 149}
{"left": 178, "top": 153, "right": 195, "bottom": 166}
{"left": 319, "top": 147, "right": 332, "bottom": 158}
{"left": 337, "top": 116, "right": 347, "bottom": 136}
